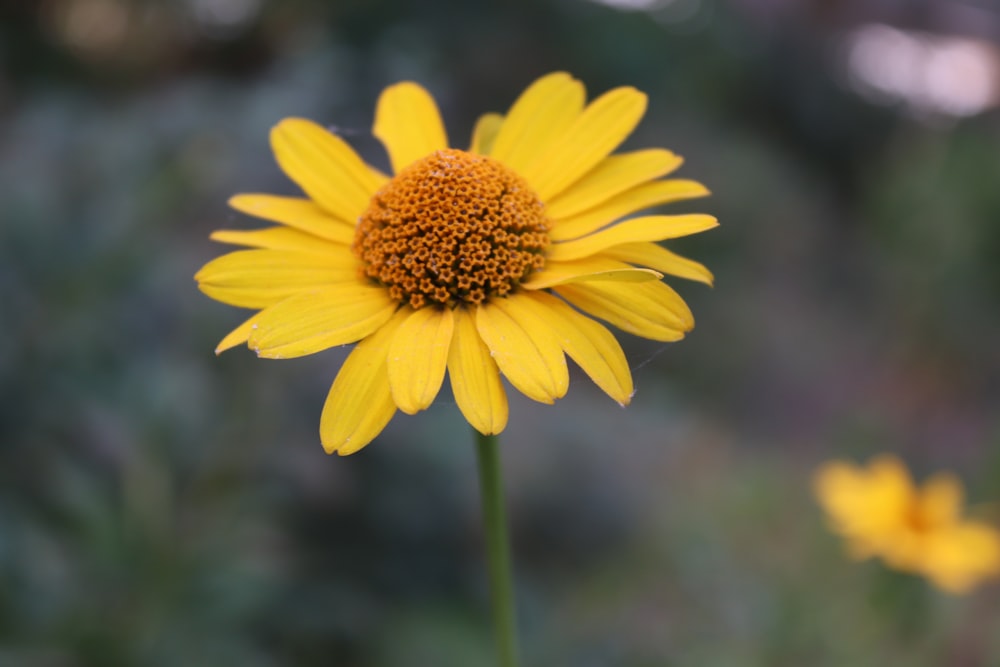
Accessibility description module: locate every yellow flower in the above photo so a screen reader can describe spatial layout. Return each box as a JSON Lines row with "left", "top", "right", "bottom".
{"left": 814, "top": 455, "right": 1000, "bottom": 594}
{"left": 195, "top": 72, "right": 716, "bottom": 454}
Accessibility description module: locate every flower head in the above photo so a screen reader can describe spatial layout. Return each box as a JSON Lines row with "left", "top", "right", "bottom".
{"left": 195, "top": 72, "right": 716, "bottom": 454}
{"left": 814, "top": 455, "right": 1000, "bottom": 594}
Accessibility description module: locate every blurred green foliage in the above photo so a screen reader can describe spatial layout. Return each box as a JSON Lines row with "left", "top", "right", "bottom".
{"left": 2, "top": 0, "right": 999, "bottom": 664}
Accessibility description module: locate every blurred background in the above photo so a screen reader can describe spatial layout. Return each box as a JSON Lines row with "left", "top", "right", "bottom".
{"left": 3, "top": 0, "right": 1000, "bottom": 664}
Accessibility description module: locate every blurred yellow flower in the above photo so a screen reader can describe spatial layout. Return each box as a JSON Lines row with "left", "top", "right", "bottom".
{"left": 195, "top": 72, "right": 716, "bottom": 455}
{"left": 814, "top": 455, "right": 1000, "bottom": 594}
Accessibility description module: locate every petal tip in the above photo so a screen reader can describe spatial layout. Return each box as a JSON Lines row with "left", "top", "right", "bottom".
{"left": 609, "top": 385, "right": 636, "bottom": 408}
{"left": 473, "top": 421, "right": 507, "bottom": 437}
{"left": 226, "top": 194, "right": 259, "bottom": 214}
{"left": 271, "top": 116, "right": 310, "bottom": 132}
{"left": 322, "top": 432, "right": 361, "bottom": 456}
{"left": 385, "top": 80, "right": 423, "bottom": 93}
{"left": 335, "top": 438, "right": 372, "bottom": 456}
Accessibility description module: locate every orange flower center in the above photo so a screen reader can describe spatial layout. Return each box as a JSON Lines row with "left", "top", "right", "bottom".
{"left": 905, "top": 504, "right": 932, "bottom": 534}
{"left": 353, "top": 149, "right": 550, "bottom": 309}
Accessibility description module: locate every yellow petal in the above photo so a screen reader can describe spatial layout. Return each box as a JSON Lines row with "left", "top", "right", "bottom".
{"left": 199, "top": 284, "right": 311, "bottom": 310}
{"left": 550, "top": 180, "right": 712, "bottom": 242}
{"left": 270, "top": 118, "right": 384, "bottom": 221}
{"left": 868, "top": 455, "right": 915, "bottom": 508}
{"left": 920, "top": 521, "right": 1000, "bottom": 594}
{"left": 549, "top": 214, "right": 719, "bottom": 262}
{"left": 815, "top": 455, "right": 918, "bottom": 562}
{"left": 195, "top": 249, "right": 361, "bottom": 308}
{"left": 544, "top": 150, "right": 684, "bottom": 219}
{"left": 195, "top": 249, "right": 357, "bottom": 283}
{"left": 555, "top": 280, "right": 693, "bottom": 341}
{"left": 320, "top": 310, "right": 408, "bottom": 455}
{"left": 522, "top": 86, "right": 647, "bottom": 201}
{"left": 248, "top": 284, "right": 397, "bottom": 358}
{"left": 603, "top": 242, "right": 714, "bottom": 286}
{"left": 470, "top": 112, "right": 504, "bottom": 155}
{"left": 386, "top": 306, "right": 455, "bottom": 415}
{"left": 489, "top": 72, "right": 585, "bottom": 174}
{"left": 448, "top": 307, "right": 508, "bottom": 435}
{"left": 519, "top": 292, "right": 634, "bottom": 405}
{"left": 215, "top": 313, "right": 259, "bottom": 355}
{"left": 813, "top": 460, "right": 863, "bottom": 519}
{"left": 210, "top": 227, "right": 349, "bottom": 254}
{"left": 198, "top": 285, "right": 272, "bottom": 310}
{"left": 814, "top": 460, "right": 881, "bottom": 539}
{"left": 475, "top": 295, "right": 568, "bottom": 404}
{"left": 373, "top": 82, "right": 448, "bottom": 174}
{"left": 919, "top": 473, "right": 964, "bottom": 526}
{"left": 229, "top": 194, "right": 358, "bottom": 240}
{"left": 521, "top": 257, "right": 661, "bottom": 289}
{"left": 369, "top": 165, "right": 390, "bottom": 182}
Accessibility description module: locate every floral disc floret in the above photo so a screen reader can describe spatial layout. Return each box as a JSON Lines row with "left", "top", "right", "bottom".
{"left": 353, "top": 149, "right": 550, "bottom": 309}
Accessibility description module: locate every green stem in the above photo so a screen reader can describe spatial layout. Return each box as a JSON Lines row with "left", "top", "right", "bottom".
{"left": 475, "top": 431, "right": 519, "bottom": 667}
